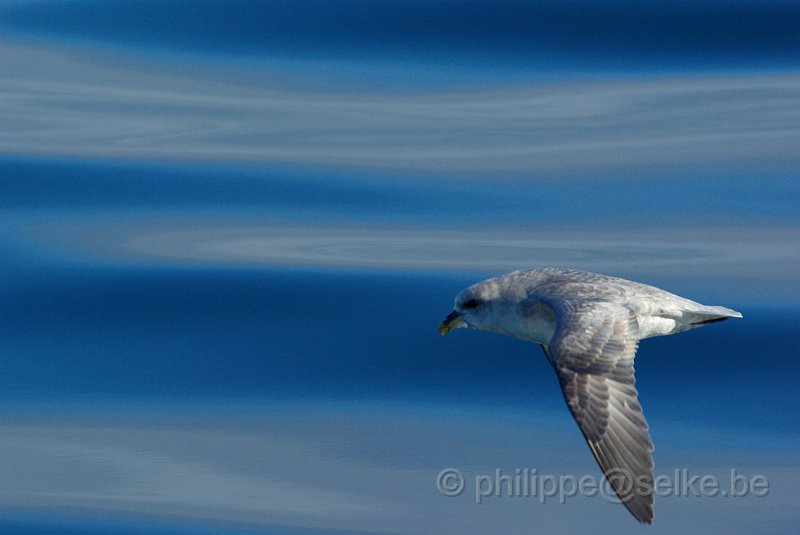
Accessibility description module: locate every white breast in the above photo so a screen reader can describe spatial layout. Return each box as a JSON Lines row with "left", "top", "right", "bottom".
{"left": 499, "top": 300, "right": 557, "bottom": 344}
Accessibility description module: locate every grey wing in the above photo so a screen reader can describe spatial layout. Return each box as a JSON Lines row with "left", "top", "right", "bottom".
{"left": 543, "top": 300, "right": 655, "bottom": 524}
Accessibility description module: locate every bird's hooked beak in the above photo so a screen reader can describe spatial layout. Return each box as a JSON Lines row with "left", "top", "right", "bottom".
{"left": 438, "top": 310, "right": 466, "bottom": 335}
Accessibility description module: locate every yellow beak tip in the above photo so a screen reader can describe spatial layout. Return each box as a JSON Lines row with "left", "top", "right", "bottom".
{"left": 438, "top": 324, "right": 450, "bottom": 335}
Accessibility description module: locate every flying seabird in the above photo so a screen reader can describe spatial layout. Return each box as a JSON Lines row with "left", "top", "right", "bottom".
{"left": 438, "top": 268, "right": 742, "bottom": 524}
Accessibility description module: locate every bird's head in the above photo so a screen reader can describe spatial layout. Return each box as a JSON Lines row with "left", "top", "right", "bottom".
{"left": 438, "top": 273, "right": 554, "bottom": 343}
{"left": 438, "top": 281, "right": 503, "bottom": 335}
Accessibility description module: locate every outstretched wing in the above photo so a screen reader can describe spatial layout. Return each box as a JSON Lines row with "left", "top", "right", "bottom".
{"left": 542, "top": 299, "right": 655, "bottom": 524}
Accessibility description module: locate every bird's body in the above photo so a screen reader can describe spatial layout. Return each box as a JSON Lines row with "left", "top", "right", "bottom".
{"left": 439, "top": 268, "right": 742, "bottom": 524}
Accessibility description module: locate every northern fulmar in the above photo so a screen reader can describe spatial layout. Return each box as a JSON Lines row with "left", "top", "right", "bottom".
{"left": 439, "top": 268, "right": 742, "bottom": 524}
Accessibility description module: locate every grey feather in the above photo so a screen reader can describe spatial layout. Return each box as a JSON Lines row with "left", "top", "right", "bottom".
{"left": 543, "top": 301, "right": 654, "bottom": 524}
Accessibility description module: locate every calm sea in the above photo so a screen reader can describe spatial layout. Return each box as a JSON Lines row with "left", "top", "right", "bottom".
{"left": 0, "top": 1, "right": 798, "bottom": 533}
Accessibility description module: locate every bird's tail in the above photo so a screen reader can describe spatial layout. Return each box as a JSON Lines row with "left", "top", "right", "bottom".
{"left": 686, "top": 305, "right": 742, "bottom": 327}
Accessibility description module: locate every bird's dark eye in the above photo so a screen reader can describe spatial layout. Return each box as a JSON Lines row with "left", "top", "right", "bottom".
{"left": 461, "top": 299, "right": 480, "bottom": 310}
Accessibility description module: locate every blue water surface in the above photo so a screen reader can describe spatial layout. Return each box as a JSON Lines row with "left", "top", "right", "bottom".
{"left": 0, "top": 1, "right": 798, "bottom": 534}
